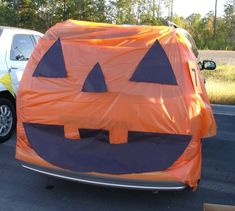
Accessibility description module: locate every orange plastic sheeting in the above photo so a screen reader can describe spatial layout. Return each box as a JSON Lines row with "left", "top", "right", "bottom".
{"left": 16, "top": 20, "right": 216, "bottom": 189}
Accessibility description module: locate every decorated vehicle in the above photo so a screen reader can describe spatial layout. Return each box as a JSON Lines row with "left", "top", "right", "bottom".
{"left": 0, "top": 26, "right": 43, "bottom": 143}
{"left": 16, "top": 20, "right": 216, "bottom": 191}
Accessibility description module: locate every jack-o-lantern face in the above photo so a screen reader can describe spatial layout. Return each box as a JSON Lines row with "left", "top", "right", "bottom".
{"left": 17, "top": 20, "right": 216, "bottom": 186}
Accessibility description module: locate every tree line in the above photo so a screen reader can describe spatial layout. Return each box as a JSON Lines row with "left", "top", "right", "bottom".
{"left": 0, "top": 0, "right": 234, "bottom": 50}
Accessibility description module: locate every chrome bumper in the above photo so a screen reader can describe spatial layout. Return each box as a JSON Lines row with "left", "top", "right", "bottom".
{"left": 22, "top": 163, "right": 186, "bottom": 191}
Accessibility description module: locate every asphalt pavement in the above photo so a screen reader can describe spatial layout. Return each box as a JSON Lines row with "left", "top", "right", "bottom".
{"left": 0, "top": 106, "right": 235, "bottom": 211}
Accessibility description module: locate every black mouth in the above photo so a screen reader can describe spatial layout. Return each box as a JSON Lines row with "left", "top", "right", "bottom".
{"left": 23, "top": 122, "right": 191, "bottom": 174}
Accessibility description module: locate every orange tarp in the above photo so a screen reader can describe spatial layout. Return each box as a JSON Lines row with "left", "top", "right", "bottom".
{"left": 16, "top": 20, "right": 216, "bottom": 189}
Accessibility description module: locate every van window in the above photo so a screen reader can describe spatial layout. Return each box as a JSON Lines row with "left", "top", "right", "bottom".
{"left": 183, "top": 32, "right": 199, "bottom": 58}
{"left": 33, "top": 35, "right": 41, "bottom": 43}
{"left": 0, "top": 29, "right": 3, "bottom": 37}
{"left": 10, "top": 34, "right": 34, "bottom": 61}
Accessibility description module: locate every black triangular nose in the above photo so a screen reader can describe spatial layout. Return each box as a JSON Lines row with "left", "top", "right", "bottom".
{"left": 82, "top": 63, "right": 107, "bottom": 92}
{"left": 130, "top": 40, "right": 177, "bottom": 85}
{"left": 33, "top": 38, "right": 67, "bottom": 78}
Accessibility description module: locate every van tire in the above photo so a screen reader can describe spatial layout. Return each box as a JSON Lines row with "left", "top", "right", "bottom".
{"left": 0, "top": 98, "right": 16, "bottom": 143}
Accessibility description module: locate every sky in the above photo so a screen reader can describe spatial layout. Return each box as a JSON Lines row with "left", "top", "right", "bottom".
{"left": 173, "top": 0, "right": 227, "bottom": 17}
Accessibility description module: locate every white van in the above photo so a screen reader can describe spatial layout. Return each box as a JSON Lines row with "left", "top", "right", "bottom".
{"left": 0, "top": 26, "right": 43, "bottom": 142}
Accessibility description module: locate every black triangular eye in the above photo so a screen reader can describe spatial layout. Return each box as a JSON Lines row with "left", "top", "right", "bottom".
{"left": 33, "top": 38, "right": 67, "bottom": 78}
{"left": 130, "top": 40, "right": 177, "bottom": 85}
{"left": 82, "top": 63, "right": 107, "bottom": 93}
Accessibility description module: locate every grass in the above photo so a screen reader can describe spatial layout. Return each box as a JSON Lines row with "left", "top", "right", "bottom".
{"left": 202, "top": 64, "right": 235, "bottom": 105}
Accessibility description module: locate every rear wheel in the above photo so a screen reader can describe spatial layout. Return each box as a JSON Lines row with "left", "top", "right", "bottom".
{"left": 0, "top": 98, "right": 16, "bottom": 143}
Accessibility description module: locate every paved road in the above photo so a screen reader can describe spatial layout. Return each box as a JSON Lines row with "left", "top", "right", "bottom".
{"left": 0, "top": 112, "right": 235, "bottom": 210}
{"left": 199, "top": 50, "right": 235, "bottom": 65}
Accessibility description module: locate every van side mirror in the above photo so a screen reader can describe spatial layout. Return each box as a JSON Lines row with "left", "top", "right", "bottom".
{"left": 201, "top": 60, "right": 216, "bottom": 70}
{"left": 198, "top": 62, "right": 203, "bottom": 70}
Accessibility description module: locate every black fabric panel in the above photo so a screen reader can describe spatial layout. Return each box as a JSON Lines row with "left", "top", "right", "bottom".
{"left": 79, "top": 129, "right": 109, "bottom": 143}
{"left": 33, "top": 38, "right": 67, "bottom": 78}
{"left": 81, "top": 63, "right": 107, "bottom": 92}
{"left": 130, "top": 40, "right": 177, "bottom": 85}
{"left": 23, "top": 123, "right": 191, "bottom": 174}
{"left": 128, "top": 131, "right": 191, "bottom": 143}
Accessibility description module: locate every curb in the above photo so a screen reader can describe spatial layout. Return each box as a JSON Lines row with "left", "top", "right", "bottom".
{"left": 212, "top": 104, "right": 235, "bottom": 116}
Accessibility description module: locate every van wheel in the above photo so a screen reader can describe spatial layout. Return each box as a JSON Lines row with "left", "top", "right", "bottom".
{"left": 0, "top": 98, "right": 16, "bottom": 143}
